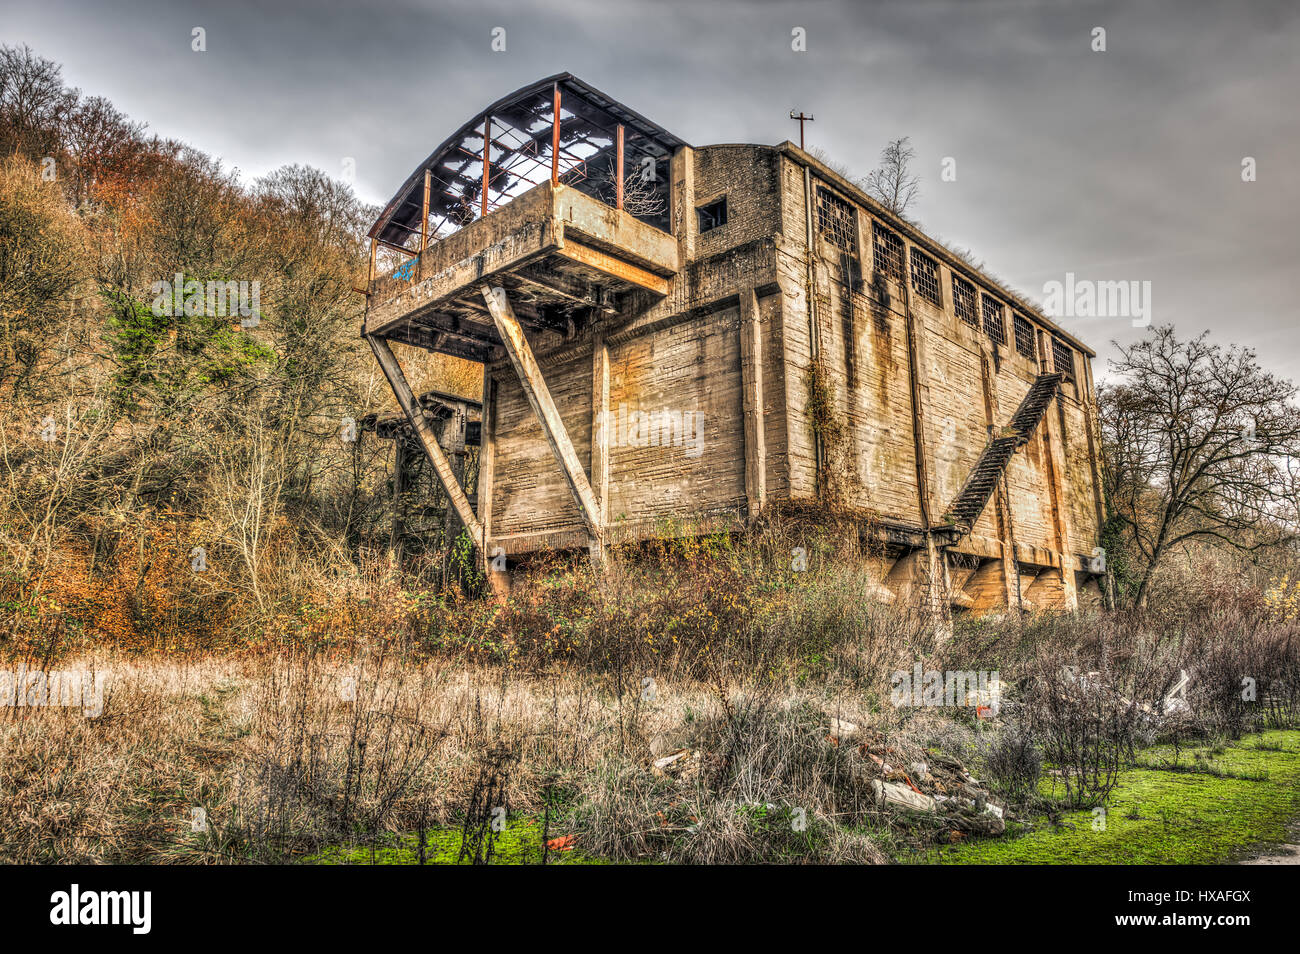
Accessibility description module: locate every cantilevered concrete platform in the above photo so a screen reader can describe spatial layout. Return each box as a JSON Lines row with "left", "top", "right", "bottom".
{"left": 365, "top": 182, "right": 678, "bottom": 363}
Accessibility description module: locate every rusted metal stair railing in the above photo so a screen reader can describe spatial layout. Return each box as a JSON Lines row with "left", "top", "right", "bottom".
{"left": 943, "top": 372, "right": 1064, "bottom": 532}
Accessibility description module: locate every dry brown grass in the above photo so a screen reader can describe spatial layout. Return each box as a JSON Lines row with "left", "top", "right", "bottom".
{"left": 0, "top": 647, "right": 912, "bottom": 864}
{"left": 4, "top": 527, "right": 1299, "bottom": 864}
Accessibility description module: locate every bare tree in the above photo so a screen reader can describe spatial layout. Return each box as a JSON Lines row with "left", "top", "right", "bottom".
{"left": 64, "top": 95, "right": 146, "bottom": 207}
{"left": 807, "top": 147, "right": 857, "bottom": 184}
{"left": 256, "top": 163, "right": 369, "bottom": 253}
{"left": 1101, "top": 326, "right": 1300, "bottom": 608}
{"left": 0, "top": 44, "right": 77, "bottom": 157}
{"left": 0, "top": 155, "right": 85, "bottom": 397}
{"left": 862, "top": 136, "right": 920, "bottom": 217}
{"left": 599, "top": 158, "right": 666, "bottom": 218}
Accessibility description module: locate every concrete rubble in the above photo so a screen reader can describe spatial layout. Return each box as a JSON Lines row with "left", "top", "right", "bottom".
{"left": 638, "top": 712, "right": 1012, "bottom": 841}
{"left": 846, "top": 720, "right": 1009, "bottom": 837}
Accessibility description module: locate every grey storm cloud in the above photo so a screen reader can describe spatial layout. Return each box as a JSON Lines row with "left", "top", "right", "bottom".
{"left": 7, "top": 0, "right": 1298, "bottom": 380}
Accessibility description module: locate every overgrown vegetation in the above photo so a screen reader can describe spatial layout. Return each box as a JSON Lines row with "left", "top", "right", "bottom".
{"left": 2, "top": 525, "right": 1298, "bottom": 864}
{"left": 4, "top": 45, "right": 1300, "bottom": 866}
{"left": 0, "top": 45, "right": 479, "bottom": 657}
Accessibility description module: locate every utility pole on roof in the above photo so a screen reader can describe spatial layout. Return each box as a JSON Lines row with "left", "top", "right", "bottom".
{"left": 789, "top": 110, "right": 814, "bottom": 150}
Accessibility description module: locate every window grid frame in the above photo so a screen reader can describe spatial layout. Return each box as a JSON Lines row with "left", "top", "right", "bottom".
{"left": 873, "top": 222, "right": 905, "bottom": 283}
{"left": 952, "top": 273, "right": 978, "bottom": 326}
{"left": 1012, "top": 314, "right": 1036, "bottom": 359}
{"left": 910, "top": 248, "right": 941, "bottom": 306}
{"left": 816, "top": 187, "right": 858, "bottom": 254}
{"left": 981, "top": 293, "right": 1006, "bottom": 346}
{"left": 1052, "top": 336, "right": 1076, "bottom": 381}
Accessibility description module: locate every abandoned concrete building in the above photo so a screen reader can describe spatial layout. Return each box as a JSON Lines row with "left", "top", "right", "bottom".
{"left": 361, "top": 73, "right": 1108, "bottom": 613}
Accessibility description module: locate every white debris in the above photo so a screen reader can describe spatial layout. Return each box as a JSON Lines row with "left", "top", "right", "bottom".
{"left": 872, "top": 779, "right": 937, "bottom": 813}
{"left": 828, "top": 717, "right": 859, "bottom": 741}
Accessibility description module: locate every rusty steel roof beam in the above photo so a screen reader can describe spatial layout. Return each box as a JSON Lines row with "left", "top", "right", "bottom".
{"left": 369, "top": 73, "right": 687, "bottom": 246}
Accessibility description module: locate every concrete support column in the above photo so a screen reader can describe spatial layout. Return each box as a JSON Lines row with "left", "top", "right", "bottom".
{"left": 1026, "top": 566, "right": 1071, "bottom": 610}
{"left": 591, "top": 335, "right": 610, "bottom": 529}
{"left": 390, "top": 438, "right": 406, "bottom": 562}
{"left": 885, "top": 541, "right": 951, "bottom": 632}
{"left": 669, "top": 146, "right": 696, "bottom": 264}
{"left": 965, "top": 557, "right": 1012, "bottom": 612}
{"left": 739, "top": 288, "right": 767, "bottom": 517}
{"left": 1039, "top": 401, "right": 1079, "bottom": 611}
{"left": 477, "top": 367, "right": 508, "bottom": 597}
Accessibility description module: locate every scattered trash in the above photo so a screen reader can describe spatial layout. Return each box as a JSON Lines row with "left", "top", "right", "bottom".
{"left": 653, "top": 750, "right": 690, "bottom": 771}
{"left": 651, "top": 748, "right": 702, "bottom": 780}
{"left": 1163, "top": 669, "right": 1192, "bottom": 716}
{"left": 649, "top": 733, "right": 685, "bottom": 757}
{"left": 845, "top": 717, "right": 1008, "bottom": 839}
{"left": 828, "top": 717, "right": 859, "bottom": 742}
{"left": 872, "top": 779, "right": 937, "bottom": 814}
{"left": 1062, "top": 666, "right": 1198, "bottom": 724}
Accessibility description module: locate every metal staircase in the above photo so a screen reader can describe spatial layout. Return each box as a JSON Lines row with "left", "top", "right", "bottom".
{"left": 943, "top": 373, "right": 1063, "bottom": 531}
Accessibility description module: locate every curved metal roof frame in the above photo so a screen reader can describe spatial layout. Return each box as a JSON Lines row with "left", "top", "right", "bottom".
{"left": 368, "top": 73, "right": 690, "bottom": 247}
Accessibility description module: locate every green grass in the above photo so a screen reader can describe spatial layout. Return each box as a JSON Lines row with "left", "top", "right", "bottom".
{"left": 924, "top": 730, "right": 1300, "bottom": 865}
{"left": 304, "top": 816, "right": 608, "bottom": 865}
{"left": 303, "top": 731, "right": 1300, "bottom": 865}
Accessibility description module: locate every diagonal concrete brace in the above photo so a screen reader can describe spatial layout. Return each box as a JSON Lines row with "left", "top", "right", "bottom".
{"left": 480, "top": 284, "right": 605, "bottom": 564}
{"left": 367, "top": 334, "right": 485, "bottom": 549}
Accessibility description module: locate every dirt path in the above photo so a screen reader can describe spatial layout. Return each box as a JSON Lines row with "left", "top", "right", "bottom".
{"left": 1238, "top": 820, "right": 1300, "bottom": 865}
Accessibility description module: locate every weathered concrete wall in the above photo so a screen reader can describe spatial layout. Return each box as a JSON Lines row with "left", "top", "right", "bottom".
{"left": 488, "top": 346, "right": 592, "bottom": 548}
{"left": 692, "top": 145, "right": 783, "bottom": 259}
{"left": 606, "top": 307, "right": 746, "bottom": 534}
{"left": 770, "top": 144, "right": 1104, "bottom": 608}
{"left": 392, "top": 139, "right": 1104, "bottom": 612}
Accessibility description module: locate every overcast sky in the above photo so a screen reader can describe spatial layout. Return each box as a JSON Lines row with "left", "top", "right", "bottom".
{"left": 6, "top": 0, "right": 1297, "bottom": 381}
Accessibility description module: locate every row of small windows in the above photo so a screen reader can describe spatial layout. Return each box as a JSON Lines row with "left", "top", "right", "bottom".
{"left": 817, "top": 188, "right": 1078, "bottom": 382}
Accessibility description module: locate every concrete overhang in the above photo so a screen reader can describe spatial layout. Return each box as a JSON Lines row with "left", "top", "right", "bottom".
{"left": 365, "top": 182, "right": 678, "bottom": 359}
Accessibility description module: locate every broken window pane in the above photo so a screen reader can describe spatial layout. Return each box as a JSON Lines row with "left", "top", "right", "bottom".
{"left": 818, "top": 187, "right": 857, "bottom": 253}
{"left": 872, "top": 222, "right": 904, "bottom": 282}
{"left": 910, "top": 248, "right": 941, "bottom": 306}
{"left": 981, "top": 293, "right": 1006, "bottom": 346}
{"left": 952, "top": 274, "right": 978, "bottom": 326}
{"left": 697, "top": 196, "right": 727, "bottom": 233}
